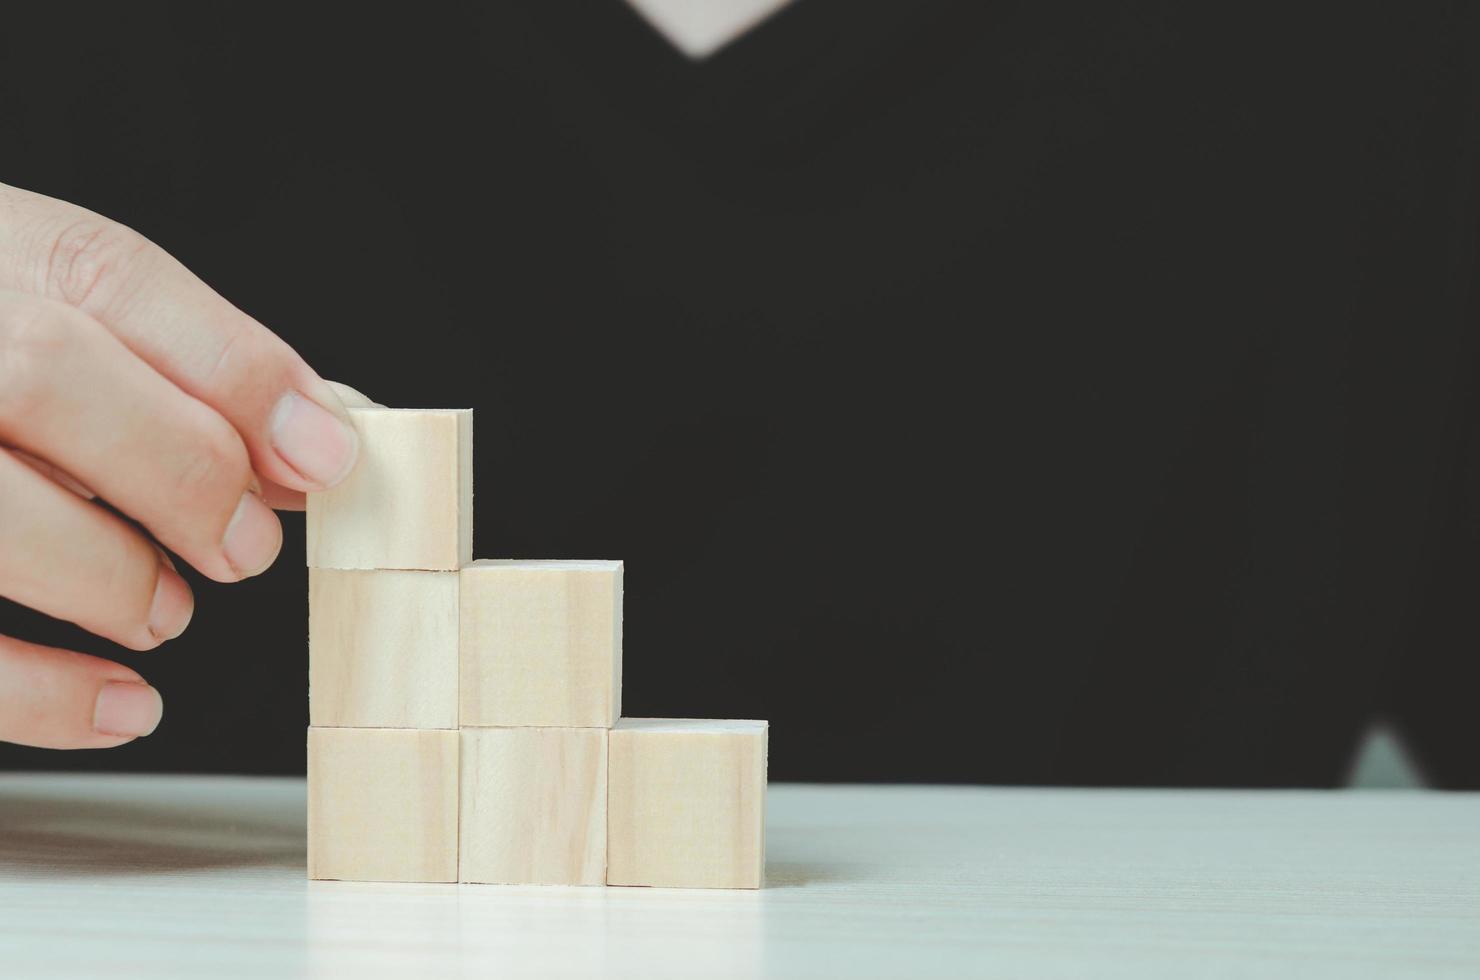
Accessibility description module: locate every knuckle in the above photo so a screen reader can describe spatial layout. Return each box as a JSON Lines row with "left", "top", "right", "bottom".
{"left": 94, "top": 533, "right": 157, "bottom": 627}
{"left": 185, "top": 317, "right": 279, "bottom": 410}
{"left": 42, "top": 216, "right": 155, "bottom": 315}
{"left": 0, "top": 298, "right": 69, "bottom": 421}
{"left": 199, "top": 323, "right": 251, "bottom": 394}
{"left": 173, "top": 414, "right": 251, "bottom": 510}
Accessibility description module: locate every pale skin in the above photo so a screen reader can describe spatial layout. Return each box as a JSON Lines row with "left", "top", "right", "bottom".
{"left": 0, "top": 182, "right": 367, "bottom": 750}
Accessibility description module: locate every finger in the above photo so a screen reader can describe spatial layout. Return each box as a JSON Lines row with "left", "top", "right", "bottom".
{"left": 0, "top": 447, "right": 194, "bottom": 650}
{"left": 0, "top": 635, "right": 162, "bottom": 749}
{"left": 0, "top": 290, "right": 283, "bottom": 583}
{"left": 7, "top": 448, "right": 95, "bottom": 499}
{"left": 0, "top": 183, "right": 359, "bottom": 493}
{"left": 262, "top": 480, "right": 307, "bottom": 511}
{"left": 261, "top": 374, "right": 382, "bottom": 511}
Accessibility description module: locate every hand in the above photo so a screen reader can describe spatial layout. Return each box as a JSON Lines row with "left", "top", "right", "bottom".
{"left": 0, "top": 182, "right": 361, "bottom": 749}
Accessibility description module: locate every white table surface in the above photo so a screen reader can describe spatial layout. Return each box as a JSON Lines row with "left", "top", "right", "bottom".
{"left": 0, "top": 773, "right": 1476, "bottom": 979}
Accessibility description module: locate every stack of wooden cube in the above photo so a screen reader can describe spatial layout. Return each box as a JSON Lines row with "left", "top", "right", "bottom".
{"left": 304, "top": 407, "right": 767, "bottom": 888}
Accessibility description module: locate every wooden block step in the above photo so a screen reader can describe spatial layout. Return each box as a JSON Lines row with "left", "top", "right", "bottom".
{"left": 306, "top": 407, "right": 472, "bottom": 571}
{"left": 607, "top": 718, "right": 768, "bottom": 889}
{"left": 309, "top": 568, "right": 458, "bottom": 729}
{"left": 459, "top": 560, "right": 622, "bottom": 728}
{"left": 307, "top": 727, "right": 459, "bottom": 882}
{"left": 459, "top": 727, "right": 607, "bottom": 885}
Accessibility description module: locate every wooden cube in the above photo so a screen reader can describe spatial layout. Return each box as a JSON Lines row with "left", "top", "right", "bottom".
{"left": 460, "top": 560, "right": 622, "bottom": 728}
{"left": 309, "top": 568, "right": 458, "bottom": 729}
{"left": 607, "top": 719, "right": 768, "bottom": 889}
{"left": 307, "top": 727, "right": 459, "bottom": 882}
{"left": 306, "top": 407, "right": 472, "bottom": 571}
{"left": 459, "top": 727, "right": 607, "bottom": 885}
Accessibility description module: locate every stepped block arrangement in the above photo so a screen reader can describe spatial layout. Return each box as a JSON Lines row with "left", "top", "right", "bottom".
{"left": 306, "top": 406, "right": 768, "bottom": 888}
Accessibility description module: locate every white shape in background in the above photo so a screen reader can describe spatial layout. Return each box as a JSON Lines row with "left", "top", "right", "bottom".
{"left": 624, "top": 0, "right": 797, "bottom": 59}
{"left": 1347, "top": 722, "right": 1427, "bottom": 790}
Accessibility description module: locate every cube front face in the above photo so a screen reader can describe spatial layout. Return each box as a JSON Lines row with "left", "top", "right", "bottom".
{"left": 460, "top": 561, "right": 622, "bottom": 728}
{"left": 306, "top": 408, "right": 473, "bottom": 571}
{"left": 459, "top": 728, "right": 608, "bottom": 885}
{"left": 607, "top": 720, "right": 768, "bottom": 889}
{"left": 307, "top": 728, "right": 459, "bottom": 883}
{"left": 309, "top": 568, "right": 458, "bottom": 729}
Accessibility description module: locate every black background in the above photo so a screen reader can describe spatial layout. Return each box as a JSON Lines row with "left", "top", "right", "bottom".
{"left": 2, "top": 2, "right": 1479, "bottom": 786}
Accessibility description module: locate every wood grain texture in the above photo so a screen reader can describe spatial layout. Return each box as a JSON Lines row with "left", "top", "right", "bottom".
{"left": 4, "top": 775, "right": 1480, "bottom": 979}
{"left": 460, "top": 560, "right": 622, "bottom": 728}
{"left": 459, "top": 727, "right": 607, "bottom": 885}
{"left": 306, "top": 408, "right": 472, "bottom": 571}
{"left": 307, "top": 727, "right": 458, "bottom": 882}
{"left": 308, "top": 568, "right": 458, "bottom": 729}
{"left": 608, "top": 718, "right": 768, "bottom": 889}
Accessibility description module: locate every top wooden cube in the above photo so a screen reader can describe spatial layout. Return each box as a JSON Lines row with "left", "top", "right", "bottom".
{"left": 306, "top": 408, "right": 473, "bottom": 571}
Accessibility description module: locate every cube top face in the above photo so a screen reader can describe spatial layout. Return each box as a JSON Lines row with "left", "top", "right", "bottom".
{"left": 460, "top": 560, "right": 623, "bottom": 728}
{"left": 607, "top": 719, "right": 768, "bottom": 889}
{"left": 466, "top": 559, "right": 623, "bottom": 572}
{"left": 459, "top": 728, "right": 607, "bottom": 885}
{"left": 307, "top": 727, "right": 459, "bottom": 883}
{"left": 306, "top": 408, "right": 472, "bottom": 571}
{"left": 613, "top": 718, "right": 767, "bottom": 736}
{"left": 309, "top": 568, "right": 458, "bottom": 729}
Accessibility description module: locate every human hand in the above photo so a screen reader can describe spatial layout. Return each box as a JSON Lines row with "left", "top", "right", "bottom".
{"left": 0, "top": 182, "right": 361, "bottom": 749}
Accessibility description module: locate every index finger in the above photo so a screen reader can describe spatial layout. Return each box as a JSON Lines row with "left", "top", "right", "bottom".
{"left": 0, "top": 183, "right": 359, "bottom": 495}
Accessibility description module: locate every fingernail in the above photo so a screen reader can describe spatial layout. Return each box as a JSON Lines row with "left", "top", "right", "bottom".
{"left": 148, "top": 554, "right": 194, "bottom": 642}
{"left": 93, "top": 681, "right": 164, "bottom": 738}
{"left": 222, "top": 490, "right": 283, "bottom": 579}
{"left": 270, "top": 391, "right": 359, "bottom": 489}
